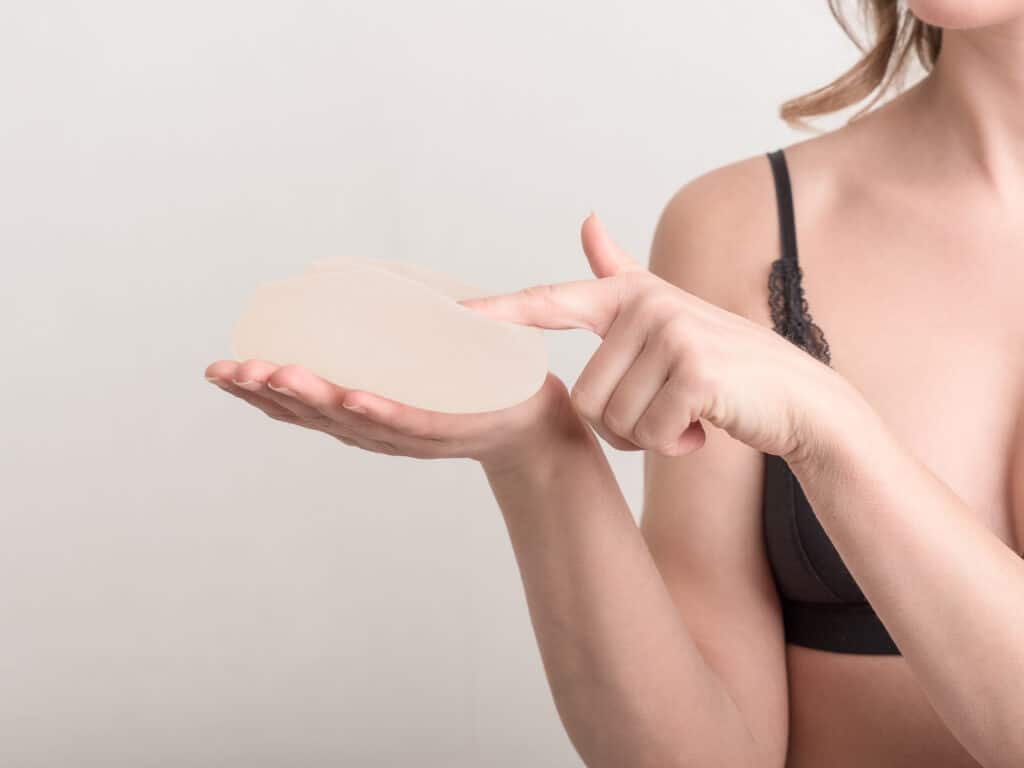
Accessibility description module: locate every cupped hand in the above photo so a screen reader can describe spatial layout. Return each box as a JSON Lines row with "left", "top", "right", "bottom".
{"left": 456, "top": 212, "right": 845, "bottom": 462}
{"left": 203, "top": 357, "right": 576, "bottom": 474}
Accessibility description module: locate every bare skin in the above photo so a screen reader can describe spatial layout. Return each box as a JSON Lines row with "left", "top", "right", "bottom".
{"left": 204, "top": 10, "right": 1024, "bottom": 768}
{"left": 751, "top": 20, "right": 1024, "bottom": 765}
{"left": 641, "top": 12, "right": 1024, "bottom": 765}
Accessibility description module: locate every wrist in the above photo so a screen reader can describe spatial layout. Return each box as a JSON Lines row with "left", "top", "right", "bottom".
{"left": 478, "top": 382, "right": 594, "bottom": 480}
{"left": 785, "top": 369, "right": 882, "bottom": 475}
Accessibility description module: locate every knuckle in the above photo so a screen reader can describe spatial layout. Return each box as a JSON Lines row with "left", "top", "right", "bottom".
{"left": 569, "top": 385, "right": 599, "bottom": 421}
{"left": 603, "top": 407, "right": 632, "bottom": 437}
{"left": 638, "top": 291, "right": 678, "bottom": 322}
{"left": 663, "top": 328, "right": 715, "bottom": 386}
{"left": 664, "top": 312, "right": 694, "bottom": 343}
{"left": 595, "top": 426, "right": 629, "bottom": 449}
{"left": 663, "top": 368, "right": 692, "bottom": 397}
{"left": 610, "top": 273, "right": 640, "bottom": 307}
{"left": 660, "top": 375, "right": 698, "bottom": 419}
{"left": 684, "top": 348, "right": 720, "bottom": 394}
{"left": 621, "top": 293, "right": 669, "bottom": 332}
{"left": 633, "top": 418, "right": 659, "bottom": 446}
{"left": 653, "top": 323, "right": 688, "bottom": 358}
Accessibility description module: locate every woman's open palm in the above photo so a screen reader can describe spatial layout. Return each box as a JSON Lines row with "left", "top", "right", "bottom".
{"left": 203, "top": 356, "right": 571, "bottom": 472}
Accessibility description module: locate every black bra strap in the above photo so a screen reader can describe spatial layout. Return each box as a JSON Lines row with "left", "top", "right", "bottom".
{"left": 767, "top": 149, "right": 798, "bottom": 265}
{"left": 765, "top": 148, "right": 833, "bottom": 367}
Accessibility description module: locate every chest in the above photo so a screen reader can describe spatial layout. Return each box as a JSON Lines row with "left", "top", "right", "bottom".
{"left": 789, "top": 203, "right": 1024, "bottom": 551}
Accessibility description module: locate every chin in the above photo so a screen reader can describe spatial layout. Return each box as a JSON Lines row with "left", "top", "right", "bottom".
{"left": 907, "top": 0, "right": 1024, "bottom": 29}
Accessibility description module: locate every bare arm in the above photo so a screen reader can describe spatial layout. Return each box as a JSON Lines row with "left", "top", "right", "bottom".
{"left": 481, "top": 160, "right": 789, "bottom": 768}
{"left": 786, "top": 379, "right": 1024, "bottom": 768}
{"left": 484, "top": 400, "right": 765, "bottom": 768}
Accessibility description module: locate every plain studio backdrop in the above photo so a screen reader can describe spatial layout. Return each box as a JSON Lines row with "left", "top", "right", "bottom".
{"left": 1, "top": 2, "right": 899, "bottom": 766}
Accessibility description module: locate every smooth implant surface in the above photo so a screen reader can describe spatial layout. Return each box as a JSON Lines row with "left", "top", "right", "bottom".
{"left": 231, "top": 260, "right": 548, "bottom": 413}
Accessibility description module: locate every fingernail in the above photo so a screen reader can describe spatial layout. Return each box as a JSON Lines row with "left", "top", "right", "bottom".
{"left": 232, "top": 379, "right": 262, "bottom": 392}
{"left": 343, "top": 402, "right": 367, "bottom": 414}
{"left": 267, "top": 383, "right": 296, "bottom": 397}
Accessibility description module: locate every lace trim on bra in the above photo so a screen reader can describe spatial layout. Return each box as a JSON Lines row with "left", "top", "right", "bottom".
{"left": 768, "top": 256, "right": 832, "bottom": 367}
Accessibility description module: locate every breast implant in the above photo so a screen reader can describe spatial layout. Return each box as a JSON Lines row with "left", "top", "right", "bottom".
{"left": 230, "top": 256, "right": 548, "bottom": 413}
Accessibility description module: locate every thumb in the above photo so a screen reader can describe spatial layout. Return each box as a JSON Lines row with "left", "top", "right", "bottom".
{"left": 581, "top": 212, "right": 645, "bottom": 279}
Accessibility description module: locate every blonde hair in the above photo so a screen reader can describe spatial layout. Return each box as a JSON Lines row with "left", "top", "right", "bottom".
{"left": 780, "top": 1, "right": 943, "bottom": 130}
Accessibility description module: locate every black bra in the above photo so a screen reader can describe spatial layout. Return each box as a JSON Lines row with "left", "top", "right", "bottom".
{"left": 761, "top": 148, "right": 900, "bottom": 655}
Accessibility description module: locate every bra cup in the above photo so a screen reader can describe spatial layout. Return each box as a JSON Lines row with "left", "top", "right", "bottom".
{"left": 790, "top": 466, "right": 867, "bottom": 602}
{"left": 762, "top": 453, "right": 842, "bottom": 603}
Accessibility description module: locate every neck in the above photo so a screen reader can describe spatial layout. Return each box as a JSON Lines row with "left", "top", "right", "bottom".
{"left": 910, "top": 19, "right": 1024, "bottom": 198}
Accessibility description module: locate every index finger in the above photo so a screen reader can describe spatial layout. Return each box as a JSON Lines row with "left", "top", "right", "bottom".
{"left": 456, "top": 277, "right": 623, "bottom": 336}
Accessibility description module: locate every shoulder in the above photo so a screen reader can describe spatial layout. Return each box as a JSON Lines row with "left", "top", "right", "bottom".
{"left": 648, "top": 152, "right": 783, "bottom": 321}
{"left": 648, "top": 135, "right": 848, "bottom": 325}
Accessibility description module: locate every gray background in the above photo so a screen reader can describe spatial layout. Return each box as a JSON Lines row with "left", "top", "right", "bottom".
{"left": 2, "top": 2, "right": 867, "bottom": 765}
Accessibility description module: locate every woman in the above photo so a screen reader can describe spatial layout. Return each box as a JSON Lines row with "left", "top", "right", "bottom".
{"left": 205, "top": 3, "right": 1024, "bottom": 766}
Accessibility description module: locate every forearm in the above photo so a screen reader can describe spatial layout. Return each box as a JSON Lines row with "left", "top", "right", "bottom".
{"left": 481, "top": 404, "right": 763, "bottom": 768}
{"left": 789, "top": 379, "right": 1024, "bottom": 768}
